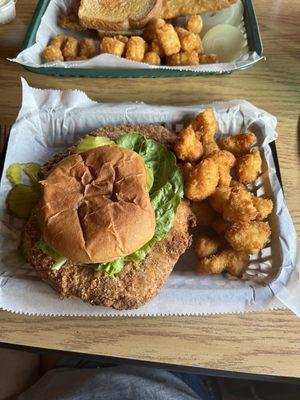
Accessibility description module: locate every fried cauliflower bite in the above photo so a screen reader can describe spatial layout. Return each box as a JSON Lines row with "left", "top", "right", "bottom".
{"left": 78, "top": 38, "right": 98, "bottom": 58}
{"left": 209, "top": 186, "right": 232, "bottom": 213}
{"left": 143, "top": 18, "right": 165, "bottom": 43}
{"left": 192, "top": 109, "right": 219, "bottom": 156}
{"left": 211, "top": 218, "right": 229, "bottom": 235}
{"left": 174, "top": 125, "right": 203, "bottom": 162}
{"left": 191, "top": 200, "right": 217, "bottom": 226}
{"left": 143, "top": 51, "right": 161, "bottom": 65}
{"left": 218, "top": 132, "right": 257, "bottom": 155}
{"left": 196, "top": 249, "right": 249, "bottom": 276}
{"left": 175, "top": 27, "right": 203, "bottom": 53}
{"left": 225, "top": 221, "right": 271, "bottom": 254}
{"left": 223, "top": 187, "right": 258, "bottom": 222}
{"left": 252, "top": 197, "right": 273, "bottom": 220}
{"left": 237, "top": 148, "right": 262, "bottom": 184}
{"left": 156, "top": 24, "right": 181, "bottom": 56}
{"left": 150, "top": 38, "right": 164, "bottom": 57}
{"left": 207, "top": 150, "right": 236, "bottom": 186}
{"left": 184, "top": 158, "right": 219, "bottom": 201}
{"left": 186, "top": 14, "right": 203, "bottom": 34}
{"left": 42, "top": 45, "right": 64, "bottom": 63}
{"left": 167, "top": 51, "right": 199, "bottom": 66}
{"left": 100, "top": 37, "right": 126, "bottom": 57}
{"left": 62, "top": 37, "right": 79, "bottom": 60}
{"left": 198, "top": 54, "right": 218, "bottom": 64}
{"left": 125, "top": 36, "right": 147, "bottom": 62}
{"left": 50, "top": 34, "right": 67, "bottom": 48}
{"left": 195, "top": 235, "right": 224, "bottom": 258}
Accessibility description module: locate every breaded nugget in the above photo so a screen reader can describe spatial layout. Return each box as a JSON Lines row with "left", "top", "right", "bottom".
{"left": 100, "top": 37, "right": 126, "bottom": 57}
{"left": 211, "top": 218, "right": 229, "bottom": 235}
{"left": 143, "top": 51, "right": 161, "bottom": 65}
{"left": 197, "top": 249, "right": 249, "bottom": 276}
{"left": 186, "top": 14, "right": 203, "bottom": 34}
{"left": 150, "top": 38, "right": 164, "bottom": 57}
{"left": 167, "top": 51, "right": 199, "bottom": 66}
{"left": 218, "top": 132, "right": 257, "bottom": 155}
{"left": 50, "top": 34, "right": 67, "bottom": 48}
{"left": 175, "top": 27, "right": 203, "bottom": 53}
{"left": 252, "top": 197, "right": 273, "bottom": 220}
{"left": 126, "top": 36, "right": 147, "bottom": 62}
{"left": 199, "top": 54, "right": 218, "bottom": 64}
{"left": 60, "top": 0, "right": 84, "bottom": 32}
{"left": 184, "top": 158, "right": 219, "bottom": 201}
{"left": 195, "top": 234, "right": 224, "bottom": 258}
{"left": 42, "top": 45, "right": 64, "bottom": 63}
{"left": 209, "top": 186, "right": 232, "bottom": 213}
{"left": 162, "top": 0, "right": 237, "bottom": 19}
{"left": 191, "top": 200, "right": 217, "bottom": 226}
{"left": 174, "top": 125, "right": 203, "bottom": 162}
{"left": 225, "top": 221, "right": 271, "bottom": 254}
{"left": 237, "top": 148, "right": 262, "bottom": 184}
{"left": 156, "top": 24, "right": 181, "bottom": 56}
{"left": 79, "top": 38, "right": 98, "bottom": 58}
{"left": 207, "top": 150, "right": 236, "bottom": 186}
{"left": 143, "top": 18, "right": 165, "bottom": 43}
{"left": 62, "top": 37, "right": 79, "bottom": 60}
{"left": 192, "top": 109, "right": 219, "bottom": 156}
{"left": 223, "top": 187, "right": 258, "bottom": 222}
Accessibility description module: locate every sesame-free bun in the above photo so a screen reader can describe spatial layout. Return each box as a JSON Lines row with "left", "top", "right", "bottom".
{"left": 40, "top": 145, "right": 155, "bottom": 264}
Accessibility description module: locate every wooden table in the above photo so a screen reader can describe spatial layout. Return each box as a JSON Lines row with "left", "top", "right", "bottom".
{"left": 0, "top": 0, "right": 299, "bottom": 379}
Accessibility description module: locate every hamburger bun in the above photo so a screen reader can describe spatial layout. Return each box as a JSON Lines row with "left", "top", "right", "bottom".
{"left": 40, "top": 145, "right": 155, "bottom": 264}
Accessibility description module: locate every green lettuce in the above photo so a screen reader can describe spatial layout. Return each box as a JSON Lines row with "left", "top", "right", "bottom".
{"left": 38, "top": 239, "right": 67, "bottom": 270}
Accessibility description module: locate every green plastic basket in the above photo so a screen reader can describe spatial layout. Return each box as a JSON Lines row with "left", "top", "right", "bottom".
{"left": 21, "top": 0, "right": 264, "bottom": 78}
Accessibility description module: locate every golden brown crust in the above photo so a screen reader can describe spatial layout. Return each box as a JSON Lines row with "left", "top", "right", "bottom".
{"left": 161, "top": 0, "right": 237, "bottom": 19}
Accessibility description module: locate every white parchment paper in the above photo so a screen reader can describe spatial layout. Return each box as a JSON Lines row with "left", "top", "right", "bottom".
{"left": 10, "top": 0, "right": 263, "bottom": 73}
{"left": 0, "top": 78, "right": 298, "bottom": 317}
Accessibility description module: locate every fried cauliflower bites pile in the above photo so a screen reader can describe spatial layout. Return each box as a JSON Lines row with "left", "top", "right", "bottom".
{"left": 42, "top": 35, "right": 98, "bottom": 63}
{"left": 98, "top": 15, "right": 217, "bottom": 66}
{"left": 174, "top": 110, "right": 274, "bottom": 278}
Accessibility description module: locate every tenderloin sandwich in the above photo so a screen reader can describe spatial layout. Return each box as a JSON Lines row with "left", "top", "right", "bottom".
{"left": 22, "top": 125, "right": 193, "bottom": 310}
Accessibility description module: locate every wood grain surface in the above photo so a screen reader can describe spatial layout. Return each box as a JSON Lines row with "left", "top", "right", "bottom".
{"left": 0, "top": 0, "right": 299, "bottom": 378}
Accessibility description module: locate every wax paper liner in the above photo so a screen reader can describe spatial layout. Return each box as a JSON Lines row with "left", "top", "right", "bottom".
{"left": 9, "top": 0, "right": 263, "bottom": 73}
{"left": 0, "top": 78, "right": 298, "bottom": 317}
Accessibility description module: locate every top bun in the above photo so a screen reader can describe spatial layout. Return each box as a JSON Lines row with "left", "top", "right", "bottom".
{"left": 40, "top": 145, "right": 155, "bottom": 264}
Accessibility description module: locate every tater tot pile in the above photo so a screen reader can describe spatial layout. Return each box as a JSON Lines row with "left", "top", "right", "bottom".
{"left": 42, "top": 35, "right": 98, "bottom": 63}
{"left": 173, "top": 109, "right": 274, "bottom": 278}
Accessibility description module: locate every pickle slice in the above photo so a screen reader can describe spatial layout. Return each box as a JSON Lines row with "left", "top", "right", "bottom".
{"left": 76, "top": 135, "right": 116, "bottom": 154}
{"left": 201, "top": 0, "right": 244, "bottom": 36}
{"left": 6, "top": 162, "right": 40, "bottom": 186}
{"left": 202, "top": 24, "right": 244, "bottom": 62}
{"left": 7, "top": 184, "right": 40, "bottom": 219}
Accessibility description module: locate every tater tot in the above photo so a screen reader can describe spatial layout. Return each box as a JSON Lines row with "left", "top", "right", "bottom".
{"left": 100, "top": 37, "right": 126, "bottom": 57}
{"left": 174, "top": 125, "right": 203, "bottom": 162}
{"left": 150, "top": 38, "right": 164, "bottom": 57}
{"left": 186, "top": 14, "right": 203, "bottom": 34}
{"left": 143, "top": 18, "right": 165, "bottom": 43}
{"left": 79, "top": 39, "right": 98, "bottom": 58}
{"left": 156, "top": 24, "right": 181, "bottom": 56}
{"left": 42, "top": 45, "right": 64, "bottom": 63}
{"left": 50, "top": 34, "right": 67, "bottom": 48}
{"left": 143, "top": 51, "right": 161, "bottom": 65}
{"left": 62, "top": 37, "right": 79, "bottom": 60}
{"left": 175, "top": 27, "right": 202, "bottom": 53}
{"left": 126, "top": 36, "right": 147, "bottom": 62}
{"left": 199, "top": 54, "right": 219, "bottom": 64}
{"left": 167, "top": 51, "right": 199, "bottom": 66}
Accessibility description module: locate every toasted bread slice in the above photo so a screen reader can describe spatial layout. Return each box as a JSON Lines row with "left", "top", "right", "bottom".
{"left": 162, "top": 0, "right": 237, "bottom": 19}
{"left": 78, "top": 0, "right": 162, "bottom": 31}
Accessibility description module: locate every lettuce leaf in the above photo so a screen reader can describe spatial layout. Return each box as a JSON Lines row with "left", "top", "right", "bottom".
{"left": 38, "top": 239, "right": 67, "bottom": 270}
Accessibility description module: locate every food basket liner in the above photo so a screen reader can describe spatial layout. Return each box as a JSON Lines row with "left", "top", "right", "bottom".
{"left": 0, "top": 78, "right": 298, "bottom": 317}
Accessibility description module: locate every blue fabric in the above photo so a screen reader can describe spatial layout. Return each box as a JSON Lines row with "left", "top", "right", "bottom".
{"left": 18, "top": 365, "right": 218, "bottom": 400}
